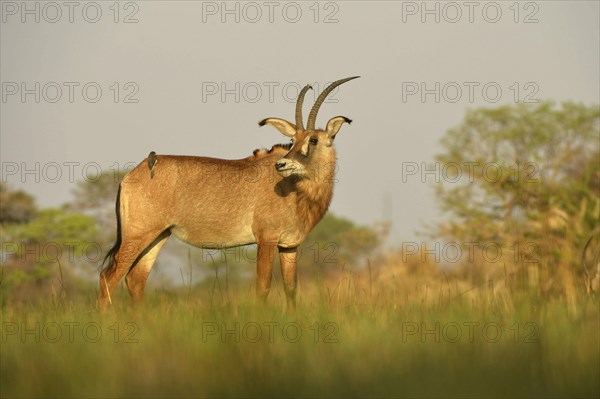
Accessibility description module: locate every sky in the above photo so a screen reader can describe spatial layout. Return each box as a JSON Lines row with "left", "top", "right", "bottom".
{"left": 1, "top": 0, "right": 599, "bottom": 244}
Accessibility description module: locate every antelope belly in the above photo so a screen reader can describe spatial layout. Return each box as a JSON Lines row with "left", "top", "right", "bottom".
{"left": 170, "top": 224, "right": 256, "bottom": 249}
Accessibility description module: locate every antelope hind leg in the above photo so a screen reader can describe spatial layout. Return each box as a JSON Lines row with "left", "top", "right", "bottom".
{"left": 125, "top": 231, "right": 171, "bottom": 304}
{"left": 99, "top": 231, "right": 165, "bottom": 312}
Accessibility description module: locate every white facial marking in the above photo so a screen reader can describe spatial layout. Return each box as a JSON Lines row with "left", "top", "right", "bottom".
{"left": 301, "top": 138, "right": 310, "bottom": 156}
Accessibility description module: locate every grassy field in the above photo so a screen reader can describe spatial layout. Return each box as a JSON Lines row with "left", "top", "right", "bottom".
{"left": 1, "top": 266, "right": 599, "bottom": 399}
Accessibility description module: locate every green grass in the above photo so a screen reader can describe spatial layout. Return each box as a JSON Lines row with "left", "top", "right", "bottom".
{"left": 1, "top": 284, "right": 599, "bottom": 398}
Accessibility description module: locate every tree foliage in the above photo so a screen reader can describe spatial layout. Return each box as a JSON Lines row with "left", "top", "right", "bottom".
{"left": 300, "top": 213, "right": 384, "bottom": 270}
{"left": 0, "top": 183, "right": 37, "bottom": 224}
{"left": 1, "top": 185, "right": 99, "bottom": 301}
{"left": 434, "top": 101, "right": 599, "bottom": 288}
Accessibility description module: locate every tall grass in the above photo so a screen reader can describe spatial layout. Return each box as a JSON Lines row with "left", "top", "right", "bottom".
{"left": 1, "top": 255, "right": 598, "bottom": 398}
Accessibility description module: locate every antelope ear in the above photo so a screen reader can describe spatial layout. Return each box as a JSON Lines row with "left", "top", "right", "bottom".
{"left": 258, "top": 118, "right": 297, "bottom": 138}
{"left": 325, "top": 116, "right": 352, "bottom": 139}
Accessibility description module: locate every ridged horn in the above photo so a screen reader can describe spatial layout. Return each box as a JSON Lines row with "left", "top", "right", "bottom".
{"left": 295, "top": 84, "right": 312, "bottom": 131}
{"left": 306, "top": 76, "right": 359, "bottom": 131}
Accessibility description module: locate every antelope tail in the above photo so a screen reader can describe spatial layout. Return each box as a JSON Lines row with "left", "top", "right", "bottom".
{"left": 101, "top": 184, "right": 123, "bottom": 275}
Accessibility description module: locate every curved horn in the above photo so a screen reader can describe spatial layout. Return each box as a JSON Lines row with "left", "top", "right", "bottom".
{"left": 295, "top": 84, "right": 312, "bottom": 131}
{"left": 306, "top": 76, "right": 360, "bottom": 131}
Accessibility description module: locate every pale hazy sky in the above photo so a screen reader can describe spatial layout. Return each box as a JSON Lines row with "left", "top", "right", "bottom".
{"left": 1, "top": 1, "right": 599, "bottom": 243}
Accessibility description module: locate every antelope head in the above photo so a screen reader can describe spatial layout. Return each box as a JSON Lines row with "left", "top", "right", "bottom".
{"left": 259, "top": 76, "right": 359, "bottom": 179}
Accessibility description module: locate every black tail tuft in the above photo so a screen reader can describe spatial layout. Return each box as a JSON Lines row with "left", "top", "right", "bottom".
{"left": 100, "top": 184, "right": 122, "bottom": 273}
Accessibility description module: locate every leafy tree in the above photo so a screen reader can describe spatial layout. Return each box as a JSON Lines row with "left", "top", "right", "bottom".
{"left": 1, "top": 201, "right": 99, "bottom": 303}
{"left": 9, "top": 208, "right": 98, "bottom": 247}
{"left": 434, "top": 101, "right": 599, "bottom": 292}
{"left": 299, "top": 213, "right": 384, "bottom": 271}
{"left": 437, "top": 102, "right": 598, "bottom": 233}
{"left": 0, "top": 183, "right": 37, "bottom": 224}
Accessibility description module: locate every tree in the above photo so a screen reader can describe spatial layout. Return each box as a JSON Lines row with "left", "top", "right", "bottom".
{"left": 1, "top": 173, "right": 102, "bottom": 301}
{"left": 434, "top": 101, "right": 599, "bottom": 293}
{"left": 0, "top": 183, "right": 37, "bottom": 224}
{"left": 299, "top": 213, "right": 384, "bottom": 271}
{"left": 1, "top": 206, "right": 99, "bottom": 304}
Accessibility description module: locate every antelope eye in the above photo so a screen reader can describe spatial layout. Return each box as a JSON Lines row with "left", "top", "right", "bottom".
{"left": 309, "top": 137, "right": 318, "bottom": 145}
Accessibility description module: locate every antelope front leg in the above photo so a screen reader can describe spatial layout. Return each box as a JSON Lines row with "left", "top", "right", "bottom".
{"left": 279, "top": 246, "right": 298, "bottom": 310}
{"left": 256, "top": 242, "right": 276, "bottom": 302}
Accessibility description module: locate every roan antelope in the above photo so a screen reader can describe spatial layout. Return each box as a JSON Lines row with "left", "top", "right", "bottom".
{"left": 99, "top": 76, "right": 359, "bottom": 311}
